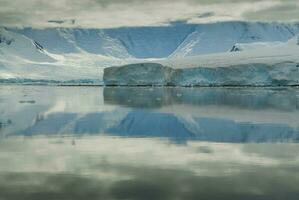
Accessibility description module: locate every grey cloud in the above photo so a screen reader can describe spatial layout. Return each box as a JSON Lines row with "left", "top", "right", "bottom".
{"left": 197, "top": 12, "right": 215, "bottom": 18}
{"left": 48, "top": 19, "right": 76, "bottom": 25}
{"left": 0, "top": 0, "right": 299, "bottom": 28}
{"left": 244, "top": 3, "right": 299, "bottom": 21}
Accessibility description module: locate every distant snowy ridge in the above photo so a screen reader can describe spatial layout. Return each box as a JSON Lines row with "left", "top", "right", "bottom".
{"left": 168, "top": 22, "right": 299, "bottom": 58}
{"left": 11, "top": 21, "right": 299, "bottom": 58}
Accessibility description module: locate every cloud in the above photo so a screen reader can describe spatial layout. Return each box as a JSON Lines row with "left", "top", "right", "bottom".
{"left": 244, "top": 2, "right": 299, "bottom": 21}
{"left": 0, "top": 136, "right": 299, "bottom": 199}
{"left": 0, "top": 0, "right": 298, "bottom": 28}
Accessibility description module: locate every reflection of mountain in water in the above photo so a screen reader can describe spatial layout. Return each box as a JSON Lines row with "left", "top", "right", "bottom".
{"left": 2, "top": 86, "right": 298, "bottom": 142}
{"left": 109, "top": 111, "right": 299, "bottom": 143}
{"left": 104, "top": 87, "right": 299, "bottom": 111}
{"left": 17, "top": 111, "right": 299, "bottom": 143}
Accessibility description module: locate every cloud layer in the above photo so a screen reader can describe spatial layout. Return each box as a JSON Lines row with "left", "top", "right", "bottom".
{"left": 0, "top": 0, "right": 299, "bottom": 28}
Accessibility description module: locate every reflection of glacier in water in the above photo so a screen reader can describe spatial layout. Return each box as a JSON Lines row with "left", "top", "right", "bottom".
{"left": 104, "top": 87, "right": 299, "bottom": 110}
{"left": 0, "top": 86, "right": 298, "bottom": 142}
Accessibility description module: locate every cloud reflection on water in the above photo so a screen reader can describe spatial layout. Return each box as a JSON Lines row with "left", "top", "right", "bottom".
{"left": 0, "top": 136, "right": 299, "bottom": 199}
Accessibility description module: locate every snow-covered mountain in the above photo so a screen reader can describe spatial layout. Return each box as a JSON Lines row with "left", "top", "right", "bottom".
{"left": 0, "top": 28, "right": 129, "bottom": 82}
{"left": 12, "top": 24, "right": 193, "bottom": 59}
{"left": 1, "top": 21, "right": 299, "bottom": 84}
{"left": 10, "top": 21, "right": 299, "bottom": 59}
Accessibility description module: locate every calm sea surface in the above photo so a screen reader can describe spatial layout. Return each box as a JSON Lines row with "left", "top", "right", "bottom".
{"left": 0, "top": 86, "right": 299, "bottom": 200}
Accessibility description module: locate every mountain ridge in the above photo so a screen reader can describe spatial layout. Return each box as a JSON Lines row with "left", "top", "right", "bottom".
{"left": 7, "top": 21, "right": 299, "bottom": 59}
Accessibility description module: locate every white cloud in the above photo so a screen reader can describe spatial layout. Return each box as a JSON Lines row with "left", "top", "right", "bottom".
{"left": 0, "top": 0, "right": 298, "bottom": 28}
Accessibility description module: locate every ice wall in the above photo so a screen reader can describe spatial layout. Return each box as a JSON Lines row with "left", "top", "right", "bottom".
{"left": 104, "top": 62, "right": 299, "bottom": 86}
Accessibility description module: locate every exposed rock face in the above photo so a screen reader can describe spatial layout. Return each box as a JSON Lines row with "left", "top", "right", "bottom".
{"left": 33, "top": 40, "right": 44, "bottom": 51}
{"left": 103, "top": 62, "right": 299, "bottom": 87}
{"left": 0, "top": 34, "right": 14, "bottom": 45}
{"left": 230, "top": 45, "right": 241, "bottom": 52}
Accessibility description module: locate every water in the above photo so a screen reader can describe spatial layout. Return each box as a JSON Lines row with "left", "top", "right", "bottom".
{"left": 0, "top": 86, "right": 299, "bottom": 199}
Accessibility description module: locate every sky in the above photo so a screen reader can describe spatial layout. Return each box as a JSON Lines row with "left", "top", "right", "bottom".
{"left": 0, "top": 0, "right": 299, "bottom": 28}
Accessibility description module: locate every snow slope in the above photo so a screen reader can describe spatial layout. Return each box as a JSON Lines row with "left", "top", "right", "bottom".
{"left": 0, "top": 28, "right": 56, "bottom": 63}
{"left": 170, "top": 22, "right": 299, "bottom": 57}
{"left": 0, "top": 28, "right": 134, "bottom": 83}
{"left": 14, "top": 28, "right": 132, "bottom": 58}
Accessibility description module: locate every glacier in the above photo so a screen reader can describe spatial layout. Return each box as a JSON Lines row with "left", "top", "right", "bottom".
{"left": 104, "top": 34, "right": 299, "bottom": 87}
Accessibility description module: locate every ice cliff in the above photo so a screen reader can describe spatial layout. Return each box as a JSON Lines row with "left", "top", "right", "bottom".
{"left": 104, "top": 62, "right": 299, "bottom": 86}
